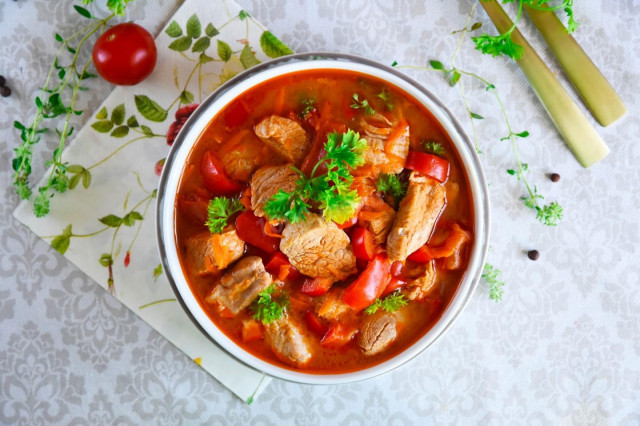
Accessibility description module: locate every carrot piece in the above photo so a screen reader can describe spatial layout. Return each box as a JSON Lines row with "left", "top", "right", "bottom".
{"left": 241, "top": 319, "right": 263, "bottom": 342}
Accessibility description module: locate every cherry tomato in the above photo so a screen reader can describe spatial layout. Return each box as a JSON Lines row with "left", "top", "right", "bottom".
{"left": 200, "top": 151, "right": 243, "bottom": 196}
{"left": 92, "top": 23, "right": 157, "bottom": 86}
{"left": 235, "top": 210, "right": 280, "bottom": 254}
{"left": 342, "top": 253, "right": 391, "bottom": 311}
{"left": 405, "top": 151, "right": 450, "bottom": 183}
{"left": 350, "top": 226, "right": 375, "bottom": 261}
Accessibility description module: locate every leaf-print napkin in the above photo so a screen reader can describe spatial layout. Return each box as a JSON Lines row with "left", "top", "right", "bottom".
{"left": 13, "top": 0, "right": 294, "bottom": 403}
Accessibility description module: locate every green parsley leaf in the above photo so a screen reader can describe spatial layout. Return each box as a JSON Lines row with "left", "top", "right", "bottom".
{"left": 482, "top": 263, "right": 505, "bottom": 302}
{"left": 205, "top": 196, "right": 244, "bottom": 233}
{"left": 365, "top": 292, "right": 408, "bottom": 315}
{"left": 351, "top": 93, "right": 375, "bottom": 115}
{"left": 263, "top": 130, "right": 367, "bottom": 224}
{"left": 376, "top": 173, "right": 407, "bottom": 200}
{"left": 251, "top": 285, "right": 289, "bottom": 324}
{"left": 423, "top": 141, "right": 445, "bottom": 156}
{"left": 299, "top": 97, "right": 315, "bottom": 118}
{"left": 377, "top": 89, "right": 394, "bottom": 110}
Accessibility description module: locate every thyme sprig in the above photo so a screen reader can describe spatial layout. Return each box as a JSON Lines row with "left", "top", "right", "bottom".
{"left": 394, "top": 2, "right": 562, "bottom": 227}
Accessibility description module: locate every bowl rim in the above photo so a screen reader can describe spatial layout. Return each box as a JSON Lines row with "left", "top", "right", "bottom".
{"left": 156, "top": 52, "right": 491, "bottom": 385}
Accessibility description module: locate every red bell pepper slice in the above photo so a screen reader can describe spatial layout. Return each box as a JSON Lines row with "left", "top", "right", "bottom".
{"left": 224, "top": 100, "right": 249, "bottom": 128}
{"left": 381, "top": 277, "right": 406, "bottom": 297}
{"left": 200, "top": 151, "right": 243, "bottom": 196}
{"left": 342, "top": 253, "right": 391, "bottom": 311}
{"left": 320, "top": 323, "right": 357, "bottom": 348}
{"left": 265, "top": 252, "right": 301, "bottom": 281}
{"left": 407, "top": 245, "right": 432, "bottom": 263}
{"left": 301, "top": 277, "right": 334, "bottom": 297}
{"left": 335, "top": 215, "right": 358, "bottom": 229}
{"left": 405, "top": 151, "right": 450, "bottom": 183}
{"left": 304, "top": 311, "right": 329, "bottom": 338}
{"left": 235, "top": 210, "right": 280, "bottom": 254}
{"left": 350, "top": 226, "right": 375, "bottom": 261}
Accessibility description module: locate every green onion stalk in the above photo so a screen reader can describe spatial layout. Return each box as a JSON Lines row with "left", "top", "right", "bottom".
{"left": 480, "top": 0, "right": 610, "bottom": 167}
{"left": 523, "top": 3, "right": 626, "bottom": 127}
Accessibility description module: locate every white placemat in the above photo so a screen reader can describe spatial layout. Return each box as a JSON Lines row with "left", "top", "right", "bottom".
{"left": 13, "top": 0, "right": 294, "bottom": 403}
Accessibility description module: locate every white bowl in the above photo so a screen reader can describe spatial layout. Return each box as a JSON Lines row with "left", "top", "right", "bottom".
{"left": 156, "top": 53, "right": 490, "bottom": 385}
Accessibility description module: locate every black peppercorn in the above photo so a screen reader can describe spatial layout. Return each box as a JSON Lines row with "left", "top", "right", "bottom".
{"left": 550, "top": 173, "right": 561, "bottom": 182}
{"left": 527, "top": 250, "right": 540, "bottom": 261}
{"left": 0, "top": 86, "right": 11, "bottom": 97}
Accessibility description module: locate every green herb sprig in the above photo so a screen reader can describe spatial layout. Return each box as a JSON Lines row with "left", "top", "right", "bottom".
{"left": 472, "top": 0, "right": 577, "bottom": 60}
{"left": 263, "top": 130, "right": 367, "bottom": 224}
{"left": 376, "top": 173, "right": 407, "bottom": 201}
{"left": 482, "top": 264, "right": 505, "bottom": 302}
{"left": 205, "top": 196, "right": 244, "bottom": 233}
{"left": 377, "top": 89, "right": 394, "bottom": 110}
{"left": 251, "top": 285, "right": 290, "bottom": 324}
{"left": 299, "top": 97, "right": 316, "bottom": 118}
{"left": 394, "top": 2, "right": 562, "bottom": 227}
{"left": 351, "top": 93, "right": 375, "bottom": 115}
{"left": 12, "top": 2, "right": 135, "bottom": 217}
{"left": 423, "top": 141, "right": 445, "bottom": 156}
{"left": 365, "top": 291, "right": 408, "bottom": 315}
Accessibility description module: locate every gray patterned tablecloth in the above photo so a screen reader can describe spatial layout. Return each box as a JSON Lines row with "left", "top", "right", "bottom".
{"left": 1, "top": 0, "right": 639, "bottom": 424}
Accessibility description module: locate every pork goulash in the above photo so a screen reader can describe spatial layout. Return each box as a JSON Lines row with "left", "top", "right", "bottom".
{"left": 174, "top": 70, "right": 474, "bottom": 373}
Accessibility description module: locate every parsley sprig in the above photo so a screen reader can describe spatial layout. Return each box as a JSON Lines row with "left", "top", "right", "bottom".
{"left": 251, "top": 285, "right": 290, "bottom": 324}
{"left": 365, "top": 291, "right": 408, "bottom": 315}
{"left": 351, "top": 93, "right": 375, "bottom": 115}
{"left": 376, "top": 173, "right": 407, "bottom": 201}
{"left": 473, "top": 0, "right": 577, "bottom": 60}
{"left": 205, "top": 196, "right": 244, "bottom": 233}
{"left": 377, "top": 89, "right": 394, "bottom": 110}
{"left": 423, "top": 141, "right": 445, "bottom": 156}
{"left": 482, "top": 264, "right": 505, "bottom": 302}
{"left": 299, "top": 97, "right": 315, "bottom": 118}
{"left": 263, "top": 130, "right": 367, "bottom": 224}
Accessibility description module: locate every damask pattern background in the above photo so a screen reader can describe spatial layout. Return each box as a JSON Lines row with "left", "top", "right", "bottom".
{"left": 1, "top": 0, "right": 639, "bottom": 424}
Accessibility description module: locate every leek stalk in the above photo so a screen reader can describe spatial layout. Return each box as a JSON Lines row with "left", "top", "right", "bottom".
{"left": 524, "top": 4, "right": 626, "bottom": 126}
{"left": 479, "top": 0, "right": 609, "bottom": 168}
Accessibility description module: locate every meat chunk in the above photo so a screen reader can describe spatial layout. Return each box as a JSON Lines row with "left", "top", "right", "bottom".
{"left": 358, "top": 202, "right": 396, "bottom": 245}
{"left": 359, "top": 117, "right": 410, "bottom": 176}
{"left": 280, "top": 213, "right": 357, "bottom": 282}
{"left": 254, "top": 115, "right": 311, "bottom": 164}
{"left": 403, "top": 260, "right": 437, "bottom": 301}
{"left": 358, "top": 311, "right": 398, "bottom": 356}
{"left": 250, "top": 164, "right": 299, "bottom": 217}
{"left": 185, "top": 229, "right": 245, "bottom": 276}
{"left": 316, "top": 289, "right": 350, "bottom": 321}
{"left": 205, "top": 256, "right": 271, "bottom": 315}
{"left": 217, "top": 129, "right": 275, "bottom": 182}
{"left": 387, "top": 172, "right": 446, "bottom": 262}
{"left": 264, "top": 317, "right": 312, "bottom": 365}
